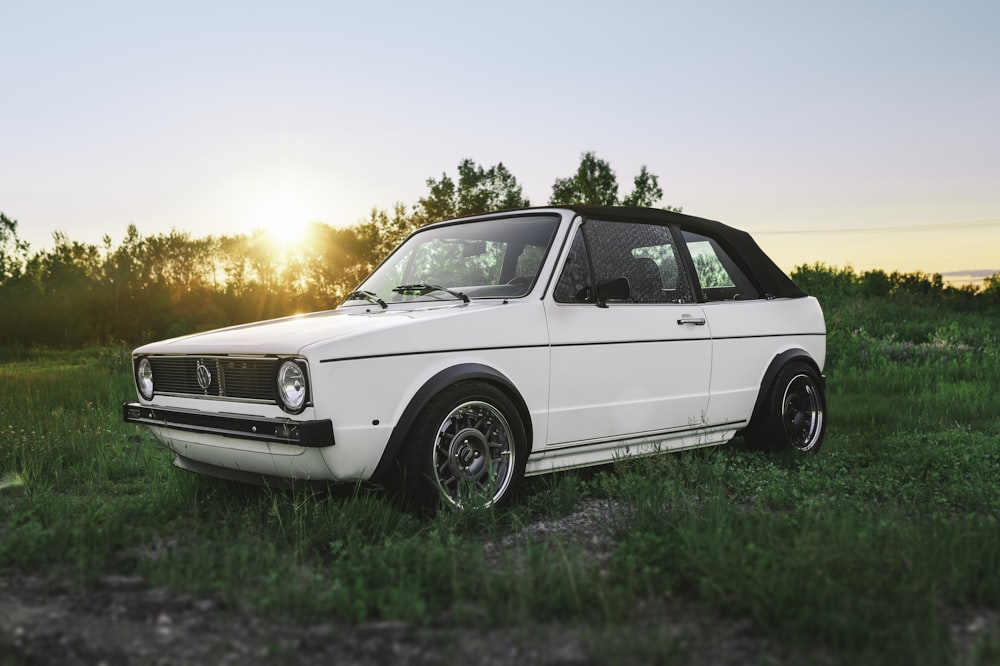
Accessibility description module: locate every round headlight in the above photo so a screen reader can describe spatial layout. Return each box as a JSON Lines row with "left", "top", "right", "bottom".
{"left": 277, "top": 360, "right": 307, "bottom": 413}
{"left": 137, "top": 357, "right": 154, "bottom": 400}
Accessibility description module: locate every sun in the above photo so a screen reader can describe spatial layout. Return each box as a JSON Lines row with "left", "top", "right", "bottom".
{"left": 253, "top": 193, "right": 313, "bottom": 249}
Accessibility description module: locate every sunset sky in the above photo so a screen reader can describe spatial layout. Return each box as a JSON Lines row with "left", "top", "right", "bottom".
{"left": 3, "top": 1, "right": 998, "bottom": 281}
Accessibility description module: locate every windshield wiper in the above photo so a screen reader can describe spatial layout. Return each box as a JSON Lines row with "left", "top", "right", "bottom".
{"left": 392, "top": 283, "right": 470, "bottom": 303}
{"left": 345, "top": 290, "right": 387, "bottom": 309}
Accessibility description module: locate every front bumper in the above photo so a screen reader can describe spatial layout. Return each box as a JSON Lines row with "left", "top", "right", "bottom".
{"left": 122, "top": 403, "right": 335, "bottom": 448}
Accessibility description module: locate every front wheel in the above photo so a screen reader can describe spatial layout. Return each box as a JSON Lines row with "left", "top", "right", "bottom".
{"left": 402, "top": 381, "right": 527, "bottom": 510}
{"left": 745, "top": 362, "right": 826, "bottom": 453}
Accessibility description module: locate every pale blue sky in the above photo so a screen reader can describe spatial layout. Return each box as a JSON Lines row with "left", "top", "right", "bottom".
{"left": 3, "top": 1, "right": 998, "bottom": 277}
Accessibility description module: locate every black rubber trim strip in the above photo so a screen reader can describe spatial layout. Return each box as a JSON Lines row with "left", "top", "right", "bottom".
{"left": 708, "top": 332, "right": 826, "bottom": 341}
{"left": 320, "top": 333, "right": 824, "bottom": 363}
{"left": 122, "top": 403, "right": 334, "bottom": 447}
{"left": 320, "top": 344, "right": 548, "bottom": 364}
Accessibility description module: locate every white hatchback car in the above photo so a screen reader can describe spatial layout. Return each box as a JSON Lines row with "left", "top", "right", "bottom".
{"left": 124, "top": 206, "right": 826, "bottom": 508}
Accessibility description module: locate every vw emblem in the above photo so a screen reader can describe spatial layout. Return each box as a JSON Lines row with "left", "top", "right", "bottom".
{"left": 195, "top": 361, "right": 212, "bottom": 391}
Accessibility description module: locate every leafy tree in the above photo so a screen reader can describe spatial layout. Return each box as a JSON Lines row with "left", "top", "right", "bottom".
{"left": 25, "top": 233, "right": 105, "bottom": 346}
{"left": 860, "top": 269, "right": 892, "bottom": 298}
{"left": 455, "top": 159, "right": 530, "bottom": 215}
{"left": 416, "top": 174, "right": 456, "bottom": 223}
{"left": 0, "top": 212, "right": 29, "bottom": 283}
{"left": 790, "top": 263, "right": 859, "bottom": 304}
{"left": 692, "top": 252, "right": 730, "bottom": 288}
{"left": 416, "top": 159, "right": 530, "bottom": 224}
{"left": 889, "top": 270, "right": 943, "bottom": 297}
{"left": 144, "top": 229, "right": 216, "bottom": 291}
{"left": 621, "top": 165, "right": 663, "bottom": 207}
{"left": 549, "top": 151, "right": 619, "bottom": 206}
{"left": 360, "top": 203, "right": 420, "bottom": 263}
{"left": 549, "top": 152, "right": 679, "bottom": 210}
{"left": 102, "top": 225, "right": 147, "bottom": 340}
{"left": 302, "top": 216, "right": 397, "bottom": 306}
{"left": 979, "top": 272, "right": 1000, "bottom": 303}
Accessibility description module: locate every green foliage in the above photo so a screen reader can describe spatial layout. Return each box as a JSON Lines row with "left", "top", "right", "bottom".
{"left": 548, "top": 151, "right": 681, "bottom": 211}
{"left": 983, "top": 272, "right": 1000, "bottom": 300}
{"left": 550, "top": 151, "right": 620, "bottom": 206}
{"left": 692, "top": 251, "right": 730, "bottom": 288}
{"left": 790, "top": 262, "right": 988, "bottom": 309}
{"left": 790, "top": 262, "right": 861, "bottom": 304}
{"left": 417, "top": 159, "right": 530, "bottom": 223}
{"left": 0, "top": 212, "right": 30, "bottom": 283}
{"left": 601, "top": 428, "right": 1000, "bottom": 663}
{"left": 621, "top": 165, "right": 664, "bottom": 207}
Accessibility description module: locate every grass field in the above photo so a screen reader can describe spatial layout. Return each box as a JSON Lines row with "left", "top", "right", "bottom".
{"left": 1, "top": 295, "right": 998, "bottom": 664}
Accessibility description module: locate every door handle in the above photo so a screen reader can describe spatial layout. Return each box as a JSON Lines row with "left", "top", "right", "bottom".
{"left": 677, "top": 316, "right": 706, "bottom": 326}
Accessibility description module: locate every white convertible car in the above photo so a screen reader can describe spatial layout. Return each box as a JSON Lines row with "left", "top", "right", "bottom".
{"left": 124, "top": 206, "right": 826, "bottom": 508}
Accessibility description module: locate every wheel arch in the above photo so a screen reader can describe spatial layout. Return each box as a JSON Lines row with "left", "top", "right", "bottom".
{"left": 745, "top": 348, "right": 825, "bottom": 430}
{"left": 371, "top": 363, "right": 532, "bottom": 479}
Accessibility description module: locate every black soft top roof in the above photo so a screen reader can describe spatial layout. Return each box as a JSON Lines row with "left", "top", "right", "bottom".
{"left": 565, "top": 206, "right": 807, "bottom": 299}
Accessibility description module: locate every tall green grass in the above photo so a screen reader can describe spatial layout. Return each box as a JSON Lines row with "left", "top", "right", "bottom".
{"left": 607, "top": 433, "right": 1000, "bottom": 663}
{"left": 2, "top": 292, "right": 999, "bottom": 664}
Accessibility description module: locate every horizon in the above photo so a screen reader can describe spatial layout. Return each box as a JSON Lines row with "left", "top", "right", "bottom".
{"left": 6, "top": 208, "right": 1000, "bottom": 285}
{"left": 3, "top": 2, "right": 999, "bottom": 280}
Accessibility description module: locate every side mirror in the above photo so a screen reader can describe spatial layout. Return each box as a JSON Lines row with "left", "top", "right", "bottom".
{"left": 595, "top": 276, "right": 630, "bottom": 307}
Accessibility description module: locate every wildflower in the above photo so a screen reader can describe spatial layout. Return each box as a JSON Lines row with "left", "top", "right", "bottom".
{"left": 0, "top": 471, "right": 26, "bottom": 491}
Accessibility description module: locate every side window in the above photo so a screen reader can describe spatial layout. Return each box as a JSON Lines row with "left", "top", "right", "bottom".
{"left": 683, "top": 231, "right": 761, "bottom": 301}
{"left": 554, "top": 219, "right": 693, "bottom": 304}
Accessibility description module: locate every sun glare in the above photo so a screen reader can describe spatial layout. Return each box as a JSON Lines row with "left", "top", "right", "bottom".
{"left": 254, "top": 194, "right": 313, "bottom": 248}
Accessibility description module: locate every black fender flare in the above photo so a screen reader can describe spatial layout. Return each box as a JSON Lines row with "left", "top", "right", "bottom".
{"left": 371, "top": 363, "right": 532, "bottom": 479}
{"left": 745, "top": 349, "right": 825, "bottom": 431}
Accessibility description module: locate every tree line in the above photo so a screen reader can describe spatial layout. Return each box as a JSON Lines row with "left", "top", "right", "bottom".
{"left": 790, "top": 262, "right": 1000, "bottom": 306}
{"left": 2, "top": 151, "right": 997, "bottom": 349}
{"left": 0, "top": 153, "right": 676, "bottom": 347}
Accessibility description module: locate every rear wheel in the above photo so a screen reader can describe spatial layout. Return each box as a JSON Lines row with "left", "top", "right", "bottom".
{"left": 745, "top": 362, "right": 826, "bottom": 453}
{"left": 402, "top": 381, "right": 527, "bottom": 509}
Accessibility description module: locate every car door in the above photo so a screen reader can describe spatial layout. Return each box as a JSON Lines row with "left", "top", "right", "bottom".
{"left": 543, "top": 217, "right": 712, "bottom": 446}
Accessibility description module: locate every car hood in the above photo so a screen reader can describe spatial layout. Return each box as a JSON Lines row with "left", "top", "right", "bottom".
{"left": 133, "top": 301, "right": 524, "bottom": 357}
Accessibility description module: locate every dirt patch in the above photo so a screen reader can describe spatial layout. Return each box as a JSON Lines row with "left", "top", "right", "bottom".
{"left": 0, "top": 500, "right": 786, "bottom": 665}
{"left": 0, "top": 569, "right": 787, "bottom": 665}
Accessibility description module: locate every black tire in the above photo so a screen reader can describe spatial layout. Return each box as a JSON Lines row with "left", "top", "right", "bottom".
{"left": 400, "top": 381, "right": 527, "bottom": 510}
{"left": 745, "top": 361, "right": 826, "bottom": 453}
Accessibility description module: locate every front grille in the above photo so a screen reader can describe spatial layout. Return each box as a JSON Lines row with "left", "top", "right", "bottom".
{"left": 147, "top": 356, "right": 278, "bottom": 402}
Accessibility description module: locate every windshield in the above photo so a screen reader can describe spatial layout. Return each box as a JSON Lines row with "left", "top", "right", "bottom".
{"left": 347, "top": 215, "right": 561, "bottom": 305}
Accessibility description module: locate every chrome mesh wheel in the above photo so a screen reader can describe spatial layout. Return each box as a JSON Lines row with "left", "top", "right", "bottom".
{"left": 431, "top": 400, "right": 515, "bottom": 508}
